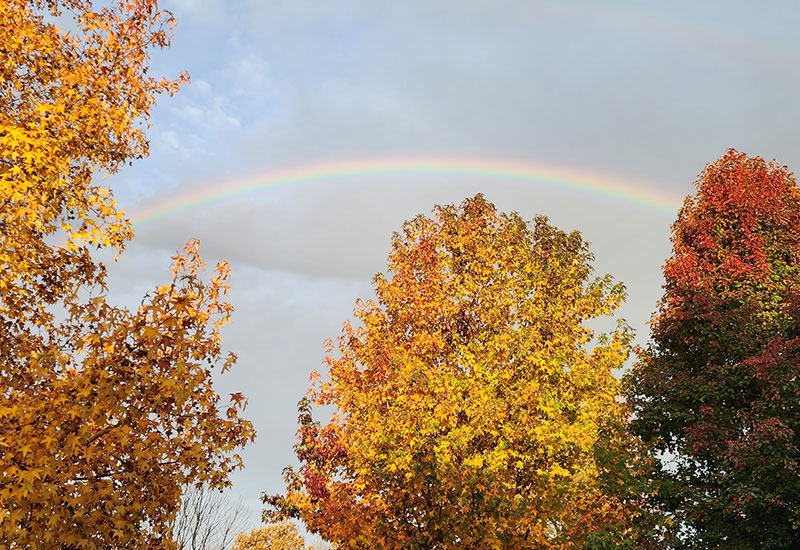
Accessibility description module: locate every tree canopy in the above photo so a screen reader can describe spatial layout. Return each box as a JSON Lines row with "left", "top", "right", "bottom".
{"left": 267, "top": 195, "right": 649, "bottom": 549}
{"left": 627, "top": 149, "right": 800, "bottom": 548}
{"left": 233, "top": 522, "right": 309, "bottom": 550}
{"left": 0, "top": 1, "right": 253, "bottom": 547}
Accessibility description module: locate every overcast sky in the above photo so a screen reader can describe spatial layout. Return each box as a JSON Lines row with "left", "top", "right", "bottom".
{"left": 101, "top": 0, "right": 800, "bottom": 529}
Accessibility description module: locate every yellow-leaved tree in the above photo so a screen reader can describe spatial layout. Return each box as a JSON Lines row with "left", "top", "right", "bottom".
{"left": 233, "top": 522, "right": 309, "bottom": 550}
{"left": 266, "top": 196, "right": 655, "bottom": 549}
{"left": 0, "top": 1, "right": 254, "bottom": 547}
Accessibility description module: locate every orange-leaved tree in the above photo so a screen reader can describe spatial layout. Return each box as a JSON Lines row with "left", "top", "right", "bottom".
{"left": 233, "top": 522, "right": 309, "bottom": 550}
{"left": 266, "top": 195, "right": 652, "bottom": 549}
{"left": 0, "top": 1, "right": 254, "bottom": 548}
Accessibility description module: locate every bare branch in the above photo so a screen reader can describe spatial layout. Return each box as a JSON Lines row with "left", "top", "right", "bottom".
{"left": 173, "top": 484, "right": 253, "bottom": 550}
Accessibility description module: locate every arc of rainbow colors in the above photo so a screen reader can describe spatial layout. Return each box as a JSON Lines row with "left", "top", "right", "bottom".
{"left": 130, "top": 158, "right": 684, "bottom": 228}
{"left": 560, "top": 3, "right": 800, "bottom": 78}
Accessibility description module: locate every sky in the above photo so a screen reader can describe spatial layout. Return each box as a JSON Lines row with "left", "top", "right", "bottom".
{"left": 99, "top": 0, "right": 800, "bottom": 531}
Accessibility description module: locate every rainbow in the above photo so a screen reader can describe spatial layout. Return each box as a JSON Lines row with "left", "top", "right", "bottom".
{"left": 129, "top": 158, "right": 684, "bottom": 228}
{"left": 572, "top": 3, "right": 800, "bottom": 77}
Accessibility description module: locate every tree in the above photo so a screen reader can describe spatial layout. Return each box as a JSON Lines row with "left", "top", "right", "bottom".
{"left": 0, "top": 1, "right": 254, "bottom": 547}
{"left": 627, "top": 149, "right": 800, "bottom": 548}
{"left": 173, "top": 484, "right": 252, "bottom": 550}
{"left": 233, "top": 522, "right": 308, "bottom": 550}
{"left": 267, "top": 195, "right": 647, "bottom": 549}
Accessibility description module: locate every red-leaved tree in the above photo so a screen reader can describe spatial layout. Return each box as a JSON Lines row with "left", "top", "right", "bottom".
{"left": 627, "top": 149, "right": 800, "bottom": 548}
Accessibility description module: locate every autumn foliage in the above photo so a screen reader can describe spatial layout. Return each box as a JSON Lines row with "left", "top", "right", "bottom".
{"left": 7, "top": 0, "right": 800, "bottom": 545}
{"left": 0, "top": 1, "right": 253, "bottom": 548}
{"left": 627, "top": 150, "right": 800, "bottom": 548}
{"left": 266, "top": 195, "right": 650, "bottom": 549}
{"left": 233, "top": 522, "right": 309, "bottom": 550}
